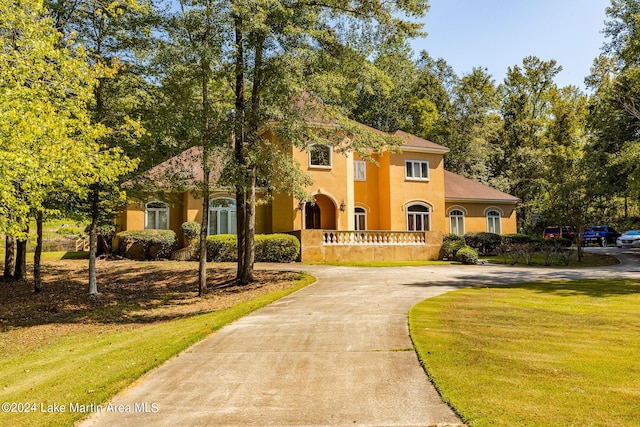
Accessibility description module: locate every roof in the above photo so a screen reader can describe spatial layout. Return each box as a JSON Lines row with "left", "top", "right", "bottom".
{"left": 127, "top": 146, "right": 225, "bottom": 188}
{"left": 444, "top": 171, "right": 520, "bottom": 203}
{"left": 393, "top": 130, "right": 449, "bottom": 153}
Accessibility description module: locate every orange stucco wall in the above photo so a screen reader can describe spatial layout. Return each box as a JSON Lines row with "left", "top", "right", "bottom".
{"left": 444, "top": 202, "right": 517, "bottom": 235}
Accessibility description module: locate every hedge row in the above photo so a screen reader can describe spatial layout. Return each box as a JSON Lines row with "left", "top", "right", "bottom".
{"left": 206, "top": 234, "right": 300, "bottom": 262}
{"left": 442, "top": 232, "right": 573, "bottom": 264}
{"left": 117, "top": 230, "right": 178, "bottom": 260}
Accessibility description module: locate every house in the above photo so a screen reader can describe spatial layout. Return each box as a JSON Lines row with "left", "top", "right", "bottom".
{"left": 117, "top": 125, "right": 519, "bottom": 262}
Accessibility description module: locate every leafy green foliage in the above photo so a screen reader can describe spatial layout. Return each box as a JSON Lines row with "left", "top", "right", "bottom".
{"left": 441, "top": 234, "right": 465, "bottom": 260}
{"left": 207, "top": 234, "right": 300, "bottom": 263}
{"left": 455, "top": 245, "right": 478, "bottom": 265}
{"left": 181, "top": 221, "right": 201, "bottom": 247}
{"left": 463, "top": 232, "right": 502, "bottom": 256}
{"left": 117, "top": 230, "right": 178, "bottom": 260}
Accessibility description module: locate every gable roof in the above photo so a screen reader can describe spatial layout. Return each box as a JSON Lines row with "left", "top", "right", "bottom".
{"left": 393, "top": 130, "right": 449, "bottom": 153}
{"left": 126, "top": 146, "right": 225, "bottom": 189}
{"left": 444, "top": 171, "right": 520, "bottom": 203}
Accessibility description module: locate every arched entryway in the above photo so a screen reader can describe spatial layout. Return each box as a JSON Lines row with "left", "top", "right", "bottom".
{"left": 305, "top": 194, "right": 337, "bottom": 229}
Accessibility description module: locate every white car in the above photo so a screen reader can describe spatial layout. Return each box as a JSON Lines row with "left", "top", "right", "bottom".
{"left": 616, "top": 230, "right": 640, "bottom": 248}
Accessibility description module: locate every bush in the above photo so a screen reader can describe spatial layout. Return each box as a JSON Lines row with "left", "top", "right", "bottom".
{"left": 117, "top": 230, "right": 178, "bottom": 260}
{"left": 97, "top": 224, "right": 116, "bottom": 255}
{"left": 181, "top": 221, "right": 201, "bottom": 247}
{"left": 501, "top": 234, "right": 533, "bottom": 245}
{"left": 456, "top": 245, "right": 479, "bottom": 265}
{"left": 464, "top": 232, "right": 502, "bottom": 255}
{"left": 441, "top": 234, "right": 466, "bottom": 260}
{"left": 206, "top": 234, "right": 300, "bottom": 263}
{"left": 206, "top": 234, "right": 238, "bottom": 262}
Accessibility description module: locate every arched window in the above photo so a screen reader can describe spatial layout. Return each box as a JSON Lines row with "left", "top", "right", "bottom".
{"left": 486, "top": 210, "right": 502, "bottom": 234}
{"left": 209, "top": 198, "right": 237, "bottom": 235}
{"left": 450, "top": 209, "right": 465, "bottom": 235}
{"left": 309, "top": 144, "right": 332, "bottom": 168}
{"left": 406, "top": 204, "right": 430, "bottom": 231}
{"left": 355, "top": 207, "right": 367, "bottom": 231}
{"left": 145, "top": 201, "right": 169, "bottom": 230}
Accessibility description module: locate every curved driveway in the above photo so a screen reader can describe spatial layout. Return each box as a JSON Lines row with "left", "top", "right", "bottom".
{"left": 80, "top": 248, "right": 640, "bottom": 426}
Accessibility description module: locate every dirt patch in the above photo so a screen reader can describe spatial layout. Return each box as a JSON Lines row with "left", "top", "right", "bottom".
{"left": 0, "top": 259, "right": 302, "bottom": 328}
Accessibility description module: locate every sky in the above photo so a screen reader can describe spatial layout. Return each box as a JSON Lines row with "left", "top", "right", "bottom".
{"left": 410, "top": 0, "right": 612, "bottom": 90}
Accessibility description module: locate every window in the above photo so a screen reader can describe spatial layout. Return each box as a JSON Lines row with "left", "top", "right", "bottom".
{"left": 209, "top": 198, "right": 237, "bottom": 235}
{"left": 450, "top": 210, "right": 465, "bottom": 235}
{"left": 354, "top": 160, "right": 366, "bottom": 181}
{"left": 406, "top": 204, "right": 430, "bottom": 231}
{"left": 355, "top": 207, "right": 367, "bottom": 231}
{"left": 405, "top": 160, "right": 429, "bottom": 180}
{"left": 487, "top": 210, "right": 501, "bottom": 234}
{"left": 309, "top": 144, "right": 332, "bottom": 168}
{"left": 145, "top": 201, "right": 169, "bottom": 230}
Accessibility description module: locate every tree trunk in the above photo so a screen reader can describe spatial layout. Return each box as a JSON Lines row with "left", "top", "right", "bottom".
{"left": 34, "top": 212, "right": 44, "bottom": 293}
{"left": 234, "top": 17, "right": 246, "bottom": 280}
{"left": 14, "top": 226, "right": 28, "bottom": 281}
{"left": 198, "top": 170, "right": 210, "bottom": 297}
{"left": 241, "top": 167, "right": 256, "bottom": 284}
{"left": 198, "top": 55, "right": 212, "bottom": 297}
{"left": 88, "top": 187, "right": 99, "bottom": 295}
{"left": 4, "top": 235, "right": 15, "bottom": 279}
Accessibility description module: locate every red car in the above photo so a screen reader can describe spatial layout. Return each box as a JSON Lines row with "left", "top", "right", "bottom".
{"left": 543, "top": 226, "right": 576, "bottom": 241}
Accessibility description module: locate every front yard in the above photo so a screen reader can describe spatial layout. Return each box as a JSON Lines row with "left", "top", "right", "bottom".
{"left": 410, "top": 278, "right": 640, "bottom": 426}
{"left": 0, "top": 259, "right": 314, "bottom": 427}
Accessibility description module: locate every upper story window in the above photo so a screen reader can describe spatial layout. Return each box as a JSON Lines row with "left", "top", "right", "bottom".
{"left": 145, "top": 201, "right": 169, "bottom": 230}
{"left": 449, "top": 209, "right": 465, "bottom": 236}
{"left": 354, "top": 160, "right": 366, "bottom": 181}
{"left": 486, "top": 210, "right": 501, "bottom": 234}
{"left": 209, "top": 198, "right": 237, "bottom": 235}
{"left": 309, "top": 144, "right": 332, "bottom": 168}
{"left": 405, "top": 160, "right": 430, "bottom": 180}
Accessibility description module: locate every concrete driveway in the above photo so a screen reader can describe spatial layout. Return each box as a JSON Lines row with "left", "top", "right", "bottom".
{"left": 79, "top": 248, "right": 640, "bottom": 426}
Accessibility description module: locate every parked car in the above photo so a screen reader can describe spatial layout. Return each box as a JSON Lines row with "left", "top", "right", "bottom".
{"left": 543, "top": 226, "right": 576, "bottom": 241}
{"left": 582, "top": 226, "right": 621, "bottom": 247}
{"left": 616, "top": 230, "right": 640, "bottom": 248}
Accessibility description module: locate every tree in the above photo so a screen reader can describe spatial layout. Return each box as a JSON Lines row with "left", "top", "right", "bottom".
{"left": 45, "top": 0, "right": 147, "bottom": 295}
{"left": 0, "top": 0, "right": 109, "bottom": 290}
{"left": 496, "top": 56, "right": 562, "bottom": 231}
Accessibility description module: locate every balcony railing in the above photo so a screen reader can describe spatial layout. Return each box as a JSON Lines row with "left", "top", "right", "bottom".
{"left": 322, "top": 230, "right": 426, "bottom": 246}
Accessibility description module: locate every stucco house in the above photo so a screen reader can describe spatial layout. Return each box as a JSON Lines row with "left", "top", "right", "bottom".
{"left": 117, "top": 125, "right": 519, "bottom": 262}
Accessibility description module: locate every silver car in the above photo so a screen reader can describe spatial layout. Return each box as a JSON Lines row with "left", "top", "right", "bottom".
{"left": 616, "top": 230, "right": 640, "bottom": 248}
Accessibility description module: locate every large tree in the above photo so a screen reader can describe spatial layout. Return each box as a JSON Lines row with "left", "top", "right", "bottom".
{"left": 0, "top": 0, "right": 110, "bottom": 290}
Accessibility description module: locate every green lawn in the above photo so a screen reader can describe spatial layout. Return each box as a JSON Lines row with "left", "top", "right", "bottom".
{"left": 0, "top": 271, "right": 314, "bottom": 427}
{"left": 409, "top": 279, "right": 640, "bottom": 426}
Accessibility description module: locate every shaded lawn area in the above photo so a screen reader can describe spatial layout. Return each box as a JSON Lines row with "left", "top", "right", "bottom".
{"left": 0, "top": 259, "right": 314, "bottom": 427}
{"left": 484, "top": 250, "right": 619, "bottom": 267}
{"left": 409, "top": 279, "right": 640, "bottom": 427}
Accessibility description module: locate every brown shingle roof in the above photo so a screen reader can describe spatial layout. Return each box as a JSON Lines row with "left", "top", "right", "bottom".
{"left": 128, "top": 146, "right": 226, "bottom": 188}
{"left": 393, "top": 130, "right": 449, "bottom": 152}
{"left": 444, "top": 170, "right": 520, "bottom": 203}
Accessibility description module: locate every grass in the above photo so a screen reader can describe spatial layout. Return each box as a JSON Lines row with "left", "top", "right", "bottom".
{"left": 409, "top": 279, "right": 640, "bottom": 426}
{"left": 0, "top": 261, "right": 315, "bottom": 427}
{"left": 484, "top": 250, "right": 619, "bottom": 268}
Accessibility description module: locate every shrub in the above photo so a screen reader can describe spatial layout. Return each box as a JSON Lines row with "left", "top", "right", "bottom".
{"left": 255, "top": 234, "right": 300, "bottom": 262}
{"left": 181, "top": 221, "right": 201, "bottom": 247}
{"left": 206, "top": 234, "right": 300, "bottom": 262}
{"left": 117, "top": 230, "right": 178, "bottom": 260}
{"left": 97, "top": 224, "right": 116, "bottom": 255}
{"left": 501, "top": 234, "right": 533, "bottom": 245}
{"left": 456, "top": 245, "right": 479, "bottom": 265}
{"left": 441, "top": 234, "right": 466, "bottom": 260}
{"left": 464, "top": 232, "right": 502, "bottom": 255}
{"left": 206, "top": 234, "right": 238, "bottom": 262}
